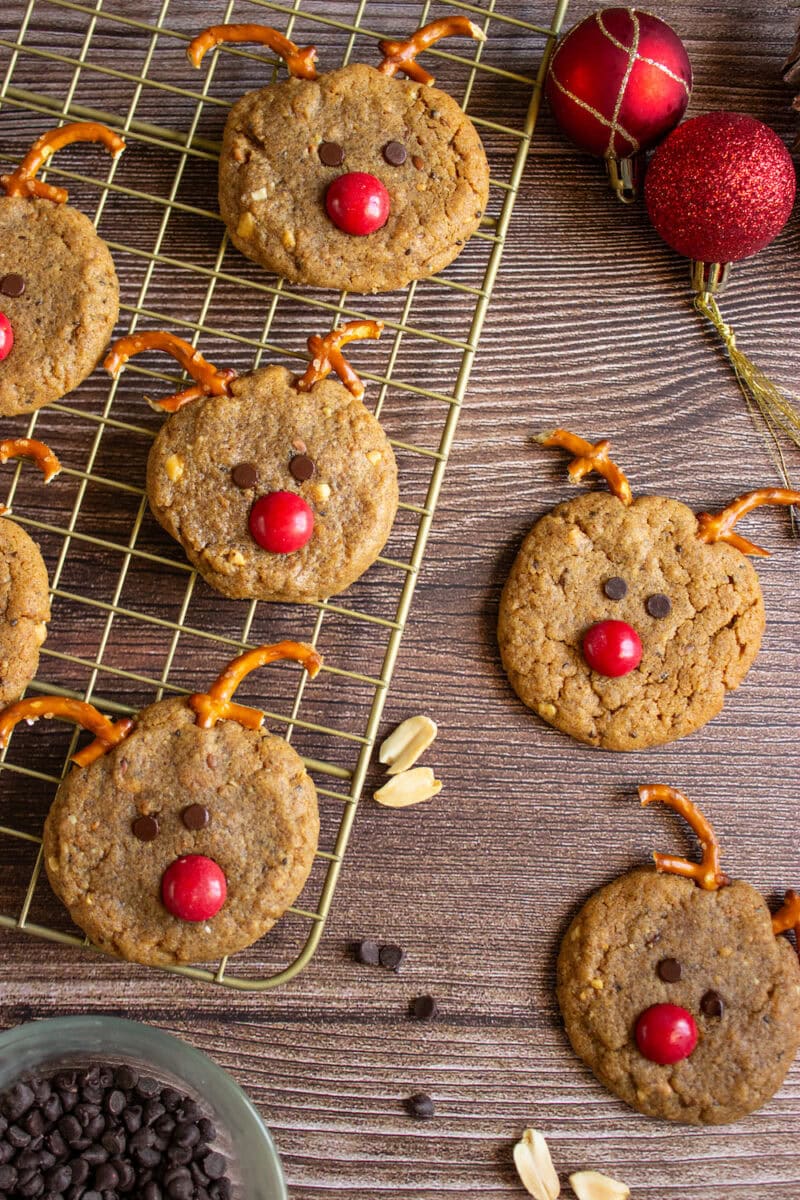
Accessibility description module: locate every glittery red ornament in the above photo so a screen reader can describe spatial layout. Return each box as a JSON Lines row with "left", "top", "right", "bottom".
{"left": 645, "top": 112, "right": 796, "bottom": 264}
{"left": 545, "top": 8, "right": 691, "bottom": 159}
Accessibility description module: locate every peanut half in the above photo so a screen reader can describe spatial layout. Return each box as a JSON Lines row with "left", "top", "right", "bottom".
{"left": 513, "top": 1129, "right": 560, "bottom": 1200}
{"left": 379, "top": 715, "right": 437, "bottom": 775}
{"left": 373, "top": 767, "right": 442, "bottom": 808}
{"left": 569, "top": 1171, "right": 630, "bottom": 1200}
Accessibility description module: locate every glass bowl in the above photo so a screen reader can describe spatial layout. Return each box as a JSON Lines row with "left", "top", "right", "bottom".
{"left": 0, "top": 1015, "right": 287, "bottom": 1200}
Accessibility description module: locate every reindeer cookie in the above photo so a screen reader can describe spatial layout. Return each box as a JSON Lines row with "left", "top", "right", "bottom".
{"left": 498, "top": 430, "right": 800, "bottom": 750}
{"left": 105, "top": 322, "right": 398, "bottom": 603}
{"left": 0, "top": 439, "right": 60, "bottom": 704}
{"left": 187, "top": 18, "right": 490, "bottom": 293}
{"left": 0, "top": 123, "right": 123, "bottom": 416}
{"left": 0, "top": 642, "right": 321, "bottom": 966}
{"left": 558, "top": 786, "right": 800, "bottom": 1124}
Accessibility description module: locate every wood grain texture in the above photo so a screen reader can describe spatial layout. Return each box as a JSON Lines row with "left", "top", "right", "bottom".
{"left": 1, "top": 1, "right": 800, "bottom": 1196}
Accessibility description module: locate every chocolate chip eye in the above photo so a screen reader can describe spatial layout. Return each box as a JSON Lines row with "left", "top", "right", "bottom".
{"left": 132, "top": 814, "right": 160, "bottom": 842}
{"left": 231, "top": 462, "right": 258, "bottom": 489}
{"left": 700, "top": 989, "right": 724, "bottom": 1018}
{"left": 289, "top": 453, "right": 314, "bottom": 482}
{"left": 646, "top": 593, "right": 672, "bottom": 619}
{"left": 603, "top": 576, "right": 627, "bottom": 601}
{"left": 319, "top": 141, "right": 344, "bottom": 167}
{"left": 181, "top": 804, "right": 210, "bottom": 831}
{"left": 656, "top": 957, "right": 682, "bottom": 982}
{"left": 382, "top": 140, "right": 407, "bottom": 166}
{"left": 0, "top": 274, "right": 24, "bottom": 298}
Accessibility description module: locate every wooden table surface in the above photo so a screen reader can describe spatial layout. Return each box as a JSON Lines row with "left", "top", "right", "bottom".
{"left": 1, "top": 1, "right": 799, "bottom": 1197}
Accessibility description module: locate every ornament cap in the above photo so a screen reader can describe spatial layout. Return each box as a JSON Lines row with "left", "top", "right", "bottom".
{"left": 690, "top": 260, "right": 731, "bottom": 298}
{"left": 605, "top": 153, "right": 643, "bottom": 204}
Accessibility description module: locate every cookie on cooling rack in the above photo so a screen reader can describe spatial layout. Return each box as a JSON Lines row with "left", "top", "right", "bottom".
{"left": 0, "top": 643, "right": 321, "bottom": 967}
{"left": 105, "top": 321, "right": 398, "bottom": 604}
{"left": 186, "top": 18, "right": 490, "bottom": 293}
{"left": 0, "top": 439, "right": 60, "bottom": 705}
{"left": 497, "top": 428, "right": 800, "bottom": 750}
{"left": 0, "top": 123, "right": 124, "bottom": 416}
{"left": 558, "top": 786, "right": 800, "bottom": 1124}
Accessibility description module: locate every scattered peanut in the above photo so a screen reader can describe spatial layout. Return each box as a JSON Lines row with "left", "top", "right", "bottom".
{"left": 513, "top": 1129, "right": 560, "bottom": 1200}
{"left": 569, "top": 1171, "right": 630, "bottom": 1200}
{"left": 379, "top": 715, "right": 438, "bottom": 775}
{"left": 373, "top": 767, "right": 441, "bottom": 808}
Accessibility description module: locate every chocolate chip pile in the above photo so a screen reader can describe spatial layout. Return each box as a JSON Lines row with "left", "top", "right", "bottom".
{"left": 0, "top": 1064, "right": 231, "bottom": 1199}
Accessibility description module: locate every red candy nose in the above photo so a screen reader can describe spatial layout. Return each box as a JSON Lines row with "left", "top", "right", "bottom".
{"left": 325, "top": 172, "right": 390, "bottom": 236}
{"left": 635, "top": 1003, "right": 698, "bottom": 1065}
{"left": 582, "top": 619, "right": 642, "bottom": 677}
{"left": 249, "top": 491, "right": 314, "bottom": 554}
{"left": 0, "top": 313, "right": 14, "bottom": 362}
{"left": 161, "top": 854, "right": 227, "bottom": 922}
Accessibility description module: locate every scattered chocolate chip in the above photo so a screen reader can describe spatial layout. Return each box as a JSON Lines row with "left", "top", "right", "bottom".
{"left": 646, "top": 593, "right": 671, "bottom": 619}
{"left": 318, "top": 141, "right": 344, "bottom": 167}
{"left": 411, "top": 154, "right": 424, "bottom": 170}
{"left": 132, "top": 814, "right": 160, "bottom": 842}
{"left": 354, "top": 938, "right": 380, "bottom": 966}
{"left": 379, "top": 943, "right": 406, "bottom": 972}
{"left": 289, "top": 453, "right": 315, "bottom": 482}
{"left": 405, "top": 1092, "right": 434, "bottom": 1120}
{"left": 656, "top": 957, "right": 682, "bottom": 983}
{"left": 701, "top": 989, "right": 724, "bottom": 1018}
{"left": 411, "top": 995, "right": 438, "bottom": 1021}
{"left": 382, "top": 140, "right": 407, "bottom": 166}
{"left": 181, "top": 804, "right": 210, "bottom": 831}
{"left": 231, "top": 462, "right": 258, "bottom": 490}
{"left": 0, "top": 273, "right": 24, "bottom": 298}
{"left": 603, "top": 576, "right": 627, "bottom": 601}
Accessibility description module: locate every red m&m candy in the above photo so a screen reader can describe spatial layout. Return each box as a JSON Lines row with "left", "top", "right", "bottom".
{"left": 249, "top": 491, "right": 314, "bottom": 553}
{"left": 635, "top": 1003, "right": 698, "bottom": 1064}
{"left": 326, "top": 172, "right": 390, "bottom": 236}
{"left": 161, "top": 854, "right": 227, "bottom": 922}
{"left": 582, "top": 619, "right": 642, "bottom": 677}
{"left": 0, "top": 313, "right": 14, "bottom": 362}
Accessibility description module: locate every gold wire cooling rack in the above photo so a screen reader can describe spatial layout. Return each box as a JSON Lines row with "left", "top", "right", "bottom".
{"left": 0, "top": 0, "right": 569, "bottom": 989}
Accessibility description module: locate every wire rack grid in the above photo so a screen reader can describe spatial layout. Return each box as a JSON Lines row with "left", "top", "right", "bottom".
{"left": 0, "top": 0, "right": 569, "bottom": 990}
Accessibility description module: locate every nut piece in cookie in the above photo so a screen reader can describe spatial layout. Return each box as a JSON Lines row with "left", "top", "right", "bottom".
{"left": 557, "top": 786, "right": 800, "bottom": 1124}
{"left": 498, "top": 428, "right": 800, "bottom": 750}
{"left": 0, "top": 641, "right": 322, "bottom": 966}
{"left": 0, "top": 438, "right": 60, "bottom": 704}
{"left": 105, "top": 322, "right": 398, "bottom": 603}
{"left": 187, "top": 19, "right": 490, "bottom": 293}
{"left": 0, "top": 123, "right": 124, "bottom": 416}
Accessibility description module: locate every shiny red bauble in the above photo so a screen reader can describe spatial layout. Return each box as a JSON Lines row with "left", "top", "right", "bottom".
{"left": 645, "top": 112, "right": 796, "bottom": 263}
{"left": 635, "top": 1003, "right": 698, "bottom": 1065}
{"left": 161, "top": 854, "right": 227, "bottom": 922}
{"left": 249, "top": 491, "right": 314, "bottom": 554}
{"left": 545, "top": 8, "right": 691, "bottom": 158}
{"left": 0, "top": 313, "right": 13, "bottom": 362}
{"left": 326, "top": 172, "right": 391, "bottom": 235}
{"left": 582, "top": 619, "right": 642, "bottom": 677}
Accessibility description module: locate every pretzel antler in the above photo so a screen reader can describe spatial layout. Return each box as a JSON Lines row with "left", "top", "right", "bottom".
{"left": 772, "top": 890, "right": 800, "bottom": 952}
{"left": 104, "top": 331, "right": 236, "bottom": 413}
{"left": 0, "top": 439, "right": 61, "bottom": 516}
{"left": 378, "top": 16, "right": 486, "bottom": 86}
{"left": 187, "top": 23, "right": 318, "bottom": 79}
{"left": 640, "top": 785, "right": 729, "bottom": 891}
{"left": 189, "top": 641, "right": 323, "bottom": 731}
{"left": 536, "top": 429, "right": 633, "bottom": 505}
{"left": 1, "top": 122, "right": 125, "bottom": 205}
{"left": 297, "top": 320, "right": 383, "bottom": 401}
{"left": 0, "top": 697, "right": 135, "bottom": 768}
{"left": 696, "top": 488, "right": 800, "bottom": 557}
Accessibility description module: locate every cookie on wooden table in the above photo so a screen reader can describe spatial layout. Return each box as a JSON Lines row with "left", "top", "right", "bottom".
{"left": 187, "top": 18, "right": 490, "bottom": 293}
{"left": 105, "top": 321, "right": 398, "bottom": 603}
{"left": 0, "top": 438, "right": 60, "bottom": 704}
{"left": 0, "top": 123, "right": 124, "bottom": 416}
{"left": 498, "top": 429, "right": 800, "bottom": 750}
{"left": 0, "top": 642, "right": 322, "bottom": 967}
{"left": 558, "top": 786, "right": 800, "bottom": 1124}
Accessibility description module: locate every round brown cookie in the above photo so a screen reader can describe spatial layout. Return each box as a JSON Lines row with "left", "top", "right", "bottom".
{"left": 219, "top": 63, "right": 489, "bottom": 293}
{"left": 42, "top": 697, "right": 318, "bottom": 966}
{"left": 557, "top": 867, "right": 800, "bottom": 1124}
{"left": 147, "top": 364, "right": 398, "bottom": 602}
{"left": 498, "top": 491, "right": 764, "bottom": 750}
{"left": 0, "top": 197, "right": 118, "bottom": 417}
{"left": 0, "top": 516, "right": 50, "bottom": 704}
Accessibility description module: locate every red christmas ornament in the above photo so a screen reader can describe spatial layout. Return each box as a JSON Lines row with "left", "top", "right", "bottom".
{"left": 645, "top": 112, "right": 796, "bottom": 263}
{"left": 546, "top": 8, "right": 691, "bottom": 199}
